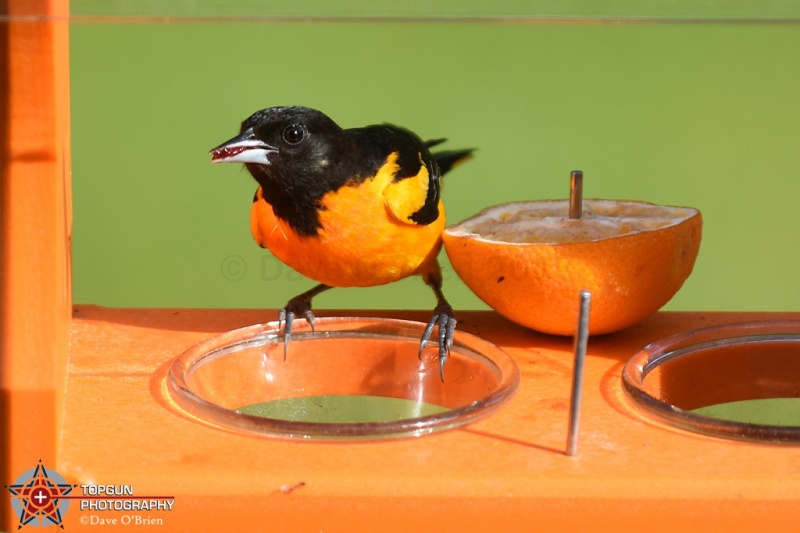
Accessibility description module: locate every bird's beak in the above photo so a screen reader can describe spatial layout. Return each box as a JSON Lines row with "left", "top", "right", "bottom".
{"left": 209, "top": 128, "right": 278, "bottom": 165}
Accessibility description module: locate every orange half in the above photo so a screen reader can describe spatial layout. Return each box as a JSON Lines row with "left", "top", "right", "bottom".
{"left": 443, "top": 200, "right": 702, "bottom": 336}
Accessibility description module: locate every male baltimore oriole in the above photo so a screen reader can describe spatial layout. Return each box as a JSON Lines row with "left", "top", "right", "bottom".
{"left": 210, "top": 106, "right": 472, "bottom": 378}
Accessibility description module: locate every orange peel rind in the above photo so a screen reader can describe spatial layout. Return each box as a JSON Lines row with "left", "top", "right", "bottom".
{"left": 443, "top": 199, "right": 702, "bottom": 336}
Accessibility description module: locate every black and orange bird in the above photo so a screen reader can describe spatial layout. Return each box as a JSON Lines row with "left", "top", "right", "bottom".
{"left": 210, "top": 106, "right": 473, "bottom": 378}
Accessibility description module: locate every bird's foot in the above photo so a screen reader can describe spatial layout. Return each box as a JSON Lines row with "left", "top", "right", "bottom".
{"left": 419, "top": 300, "right": 457, "bottom": 381}
{"left": 278, "top": 295, "right": 317, "bottom": 361}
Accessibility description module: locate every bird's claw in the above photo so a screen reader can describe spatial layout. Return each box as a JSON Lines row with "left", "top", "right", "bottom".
{"left": 419, "top": 302, "right": 457, "bottom": 381}
{"left": 278, "top": 301, "right": 316, "bottom": 361}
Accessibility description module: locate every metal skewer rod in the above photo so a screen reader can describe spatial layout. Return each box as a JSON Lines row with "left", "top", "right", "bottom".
{"left": 566, "top": 290, "right": 591, "bottom": 457}
{"left": 569, "top": 170, "right": 584, "bottom": 219}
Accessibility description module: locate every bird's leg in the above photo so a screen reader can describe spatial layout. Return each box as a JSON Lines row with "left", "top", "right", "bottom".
{"left": 419, "top": 265, "right": 457, "bottom": 381}
{"left": 279, "top": 283, "right": 331, "bottom": 360}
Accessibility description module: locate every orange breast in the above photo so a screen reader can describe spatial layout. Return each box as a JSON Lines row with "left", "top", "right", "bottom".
{"left": 250, "top": 181, "right": 445, "bottom": 288}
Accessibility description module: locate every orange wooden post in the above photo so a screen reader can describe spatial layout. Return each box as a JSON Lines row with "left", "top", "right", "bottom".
{"left": 0, "top": 1, "right": 71, "bottom": 529}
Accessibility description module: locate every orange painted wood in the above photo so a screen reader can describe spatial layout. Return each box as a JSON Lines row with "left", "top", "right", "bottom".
{"left": 0, "top": 0, "right": 71, "bottom": 521}
{"left": 57, "top": 307, "right": 800, "bottom": 532}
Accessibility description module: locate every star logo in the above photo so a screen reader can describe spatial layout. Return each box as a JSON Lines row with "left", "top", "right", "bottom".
{"left": 5, "top": 460, "right": 76, "bottom": 529}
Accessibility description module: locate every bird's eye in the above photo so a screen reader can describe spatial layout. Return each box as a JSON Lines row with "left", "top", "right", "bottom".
{"left": 283, "top": 124, "right": 305, "bottom": 145}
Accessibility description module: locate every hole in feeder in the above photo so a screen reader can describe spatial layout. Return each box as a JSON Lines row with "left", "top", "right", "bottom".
{"left": 622, "top": 320, "right": 800, "bottom": 444}
{"left": 167, "top": 317, "right": 519, "bottom": 441}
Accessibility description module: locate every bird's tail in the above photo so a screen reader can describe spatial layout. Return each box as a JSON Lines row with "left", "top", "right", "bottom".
{"left": 432, "top": 148, "right": 475, "bottom": 176}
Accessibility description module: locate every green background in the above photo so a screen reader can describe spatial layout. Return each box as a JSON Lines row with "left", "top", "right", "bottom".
{"left": 69, "top": 4, "right": 800, "bottom": 314}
